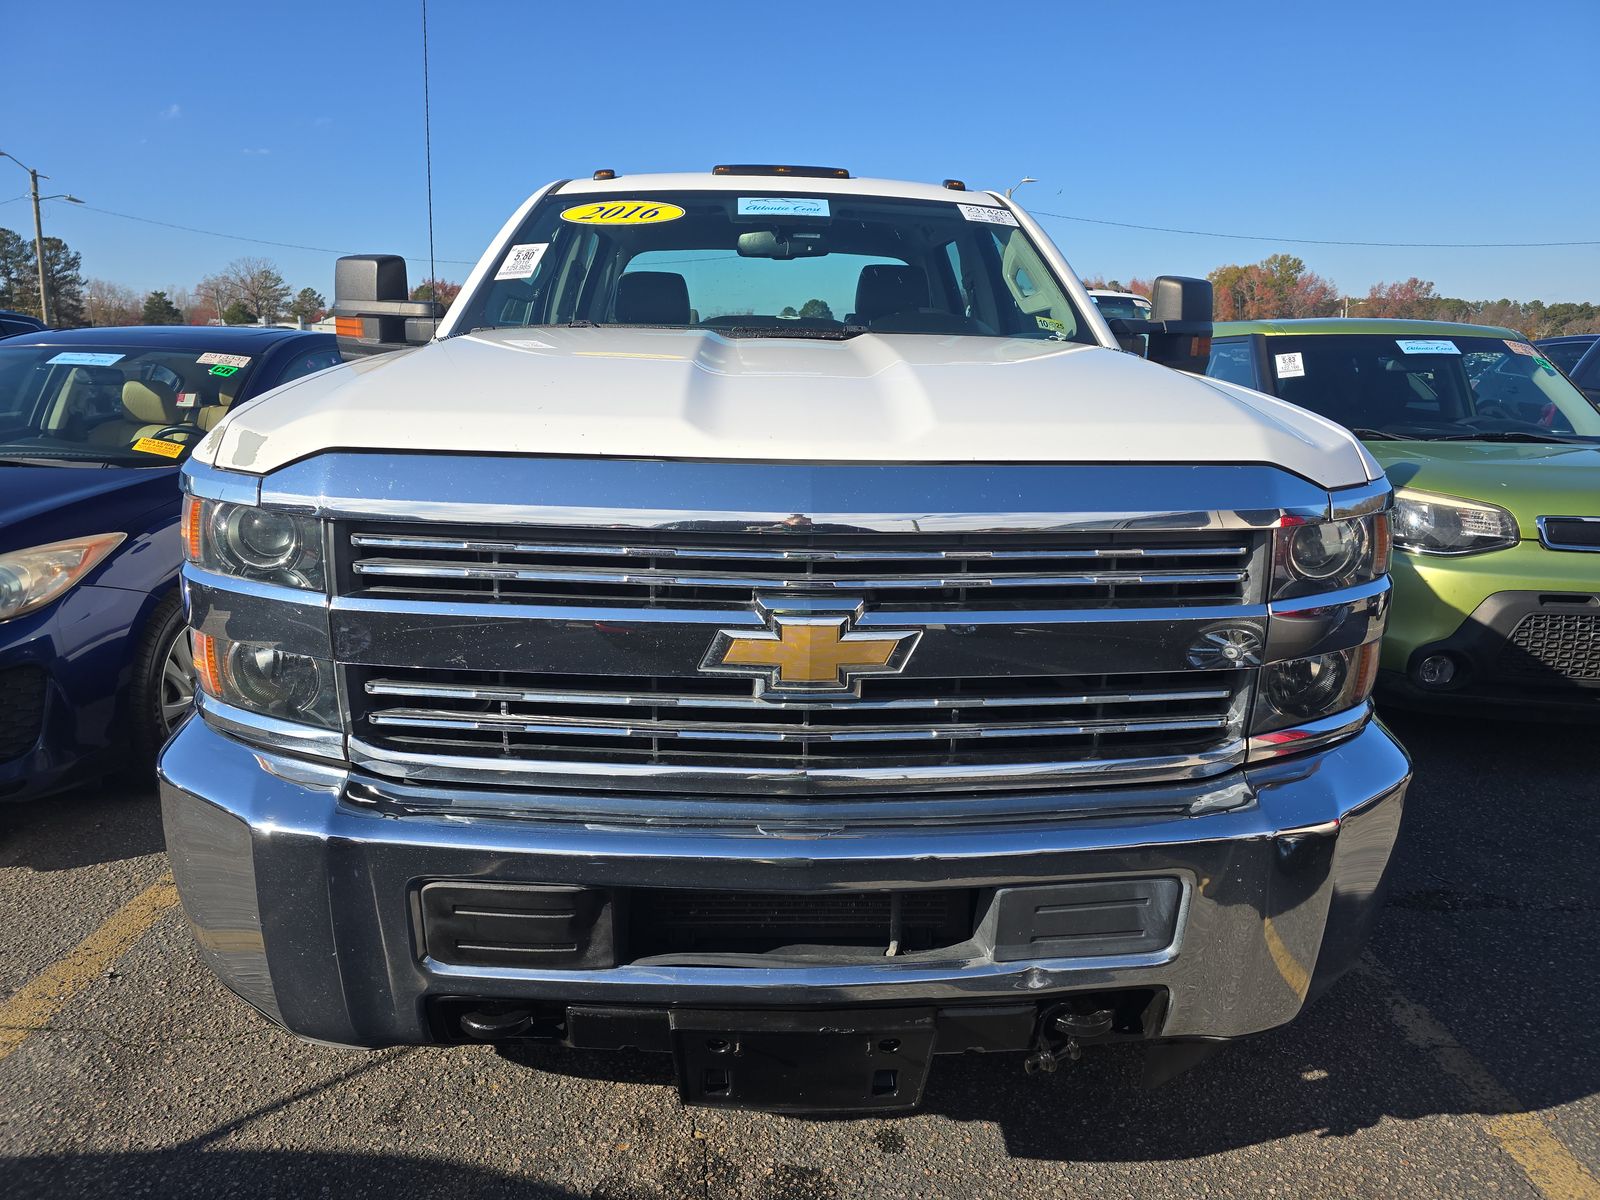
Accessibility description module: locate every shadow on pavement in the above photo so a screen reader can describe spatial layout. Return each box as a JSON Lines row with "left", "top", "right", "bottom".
{"left": 0, "top": 775, "right": 166, "bottom": 871}
{"left": 5, "top": 1150, "right": 587, "bottom": 1200}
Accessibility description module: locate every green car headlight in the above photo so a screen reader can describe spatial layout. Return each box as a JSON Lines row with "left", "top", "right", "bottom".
{"left": 1391, "top": 489, "right": 1519, "bottom": 556}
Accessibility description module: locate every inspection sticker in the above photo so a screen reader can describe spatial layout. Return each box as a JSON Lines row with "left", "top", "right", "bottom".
{"left": 737, "top": 197, "right": 830, "bottom": 219}
{"left": 176, "top": 391, "right": 198, "bottom": 409}
{"left": 1505, "top": 339, "right": 1537, "bottom": 356}
{"left": 208, "top": 364, "right": 239, "bottom": 378}
{"left": 196, "top": 352, "right": 250, "bottom": 368}
{"left": 1035, "top": 315, "right": 1066, "bottom": 334}
{"left": 47, "top": 351, "right": 124, "bottom": 367}
{"left": 957, "top": 203, "right": 1019, "bottom": 227}
{"left": 495, "top": 242, "right": 549, "bottom": 280}
{"left": 1275, "top": 351, "right": 1307, "bottom": 379}
{"left": 1395, "top": 339, "right": 1458, "bottom": 355}
{"left": 132, "top": 437, "right": 184, "bottom": 458}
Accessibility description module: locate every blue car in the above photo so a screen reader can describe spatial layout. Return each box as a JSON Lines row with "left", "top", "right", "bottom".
{"left": 0, "top": 324, "right": 341, "bottom": 801}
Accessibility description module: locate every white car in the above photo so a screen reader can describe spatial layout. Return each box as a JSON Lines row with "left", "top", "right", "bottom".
{"left": 1089, "top": 288, "right": 1155, "bottom": 322}
{"left": 163, "top": 166, "right": 1408, "bottom": 1115}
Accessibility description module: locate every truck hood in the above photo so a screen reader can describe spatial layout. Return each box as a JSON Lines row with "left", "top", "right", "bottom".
{"left": 1370, "top": 439, "right": 1600, "bottom": 530}
{"left": 205, "top": 327, "right": 1375, "bottom": 489}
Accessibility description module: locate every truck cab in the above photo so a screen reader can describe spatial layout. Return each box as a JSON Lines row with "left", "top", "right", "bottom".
{"left": 160, "top": 167, "right": 1408, "bottom": 1114}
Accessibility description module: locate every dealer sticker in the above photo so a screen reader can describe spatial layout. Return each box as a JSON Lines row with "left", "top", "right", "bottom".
{"left": 1275, "top": 352, "right": 1307, "bottom": 379}
{"left": 1035, "top": 315, "right": 1066, "bottom": 334}
{"left": 1395, "top": 339, "right": 1458, "bottom": 355}
{"left": 495, "top": 242, "right": 549, "bottom": 280}
{"left": 132, "top": 437, "right": 185, "bottom": 458}
{"left": 47, "top": 351, "right": 124, "bottom": 367}
{"left": 176, "top": 391, "right": 198, "bottom": 409}
{"left": 736, "top": 196, "right": 830, "bottom": 218}
{"left": 957, "top": 203, "right": 1019, "bottom": 227}
{"left": 196, "top": 352, "right": 251, "bottom": 368}
{"left": 559, "top": 201, "right": 685, "bottom": 225}
{"left": 1505, "top": 340, "right": 1537, "bottom": 356}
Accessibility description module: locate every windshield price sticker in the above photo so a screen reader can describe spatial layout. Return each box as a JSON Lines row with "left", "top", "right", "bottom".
{"left": 736, "top": 197, "right": 830, "bottom": 219}
{"left": 957, "top": 203, "right": 1019, "bottom": 227}
{"left": 1395, "top": 339, "right": 1459, "bottom": 355}
{"left": 47, "top": 351, "right": 125, "bottom": 367}
{"left": 132, "top": 437, "right": 185, "bottom": 458}
{"left": 559, "top": 201, "right": 685, "bottom": 226}
{"left": 1275, "top": 352, "right": 1307, "bottom": 379}
{"left": 196, "top": 352, "right": 250, "bottom": 367}
{"left": 495, "top": 242, "right": 550, "bottom": 280}
{"left": 1505, "top": 340, "right": 1537, "bottom": 356}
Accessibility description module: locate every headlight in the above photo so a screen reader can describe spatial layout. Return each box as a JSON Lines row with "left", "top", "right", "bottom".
{"left": 183, "top": 497, "right": 324, "bottom": 589}
{"left": 1271, "top": 514, "right": 1389, "bottom": 599}
{"left": 193, "top": 631, "right": 340, "bottom": 729}
{"left": 0, "top": 534, "right": 127, "bottom": 622}
{"left": 1391, "top": 490, "right": 1519, "bottom": 556}
{"left": 1252, "top": 642, "right": 1381, "bottom": 736}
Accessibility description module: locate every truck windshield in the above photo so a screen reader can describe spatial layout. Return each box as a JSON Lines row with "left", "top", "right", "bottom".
{"left": 456, "top": 190, "right": 1094, "bottom": 343}
{"left": 0, "top": 343, "right": 256, "bottom": 466}
{"left": 1265, "top": 334, "right": 1600, "bottom": 441}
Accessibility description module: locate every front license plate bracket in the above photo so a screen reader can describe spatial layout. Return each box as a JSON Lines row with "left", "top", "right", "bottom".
{"left": 671, "top": 1008, "right": 937, "bottom": 1114}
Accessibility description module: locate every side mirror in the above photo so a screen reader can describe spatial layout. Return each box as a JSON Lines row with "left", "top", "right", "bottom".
{"left": 331, "top": 255, "right": 444, "bottom": 357}
{"left": 1145, "top": 276, "right": 1212, "bottom": 372}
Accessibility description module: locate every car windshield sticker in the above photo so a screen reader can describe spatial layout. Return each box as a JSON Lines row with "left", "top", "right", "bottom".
{"left": 1395, "top": 339, "right": 1458, "bottom": 355}
{"left": 176, "top": 391, "right": 198, "bottom": 409}
{"left": 495, "top": 243, "right": 550, "bottom": 281}
{"left": 1275, "top": 352, "right": 1307, "bottom": 379}
{"left": 956, "top": 203, "right": 1019, "bottom": 227}
{"left": 559, "top": 201, "right": 686, "bottom": 226}
{"left": 1505, "top": 340, "right": 1537, "bottom": 356}
{"left": 208, "top": 363, "right": 240, "bottom": 378}
{"left": 46, "top": 351, "right": 125, "bottom": 367}
{"left": 736, "top": 197, "right": 830, "bottom": 219}
{"left": 132, "top": 436, "right": 185, "bottom": 458}
{"left": 1533, "top": 355, "right": 1560, "bottom": 376}
{"left": 1035, "top": 315, "right": 1066, "bottom": 334}
{"left": 196, "top": 352, "right": 250, "bottom": 367}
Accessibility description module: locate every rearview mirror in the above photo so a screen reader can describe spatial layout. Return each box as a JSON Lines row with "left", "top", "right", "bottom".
{"left": 736, "top": 230, "right": 829, "bottom": 260}
{"left": 332, "top": 255, "right": 445, "bottom": 357}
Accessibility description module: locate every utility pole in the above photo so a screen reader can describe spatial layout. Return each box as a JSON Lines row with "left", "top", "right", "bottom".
{"left": 1, "top": 150, "right": 84, "bottom": 327}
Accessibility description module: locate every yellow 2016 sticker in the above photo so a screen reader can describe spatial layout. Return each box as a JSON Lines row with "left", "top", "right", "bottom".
{"left": 560, "top": 201, "right": 685, "bottom": 226}
{"left": 132, "top": 437, "right": 185, "bottom": 458}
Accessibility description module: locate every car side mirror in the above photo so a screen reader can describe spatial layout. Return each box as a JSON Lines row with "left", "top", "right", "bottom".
{"left": 331, "top": 255, "right": 444, "bottom": 357}
{"left": 1102, "top": 277, "right": 1212, "bottom": 370}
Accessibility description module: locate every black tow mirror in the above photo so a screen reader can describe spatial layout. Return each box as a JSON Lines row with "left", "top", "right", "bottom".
{"left": 331, "top": 255, "right": 444, "bottom": 358}
{"left": 1102, "top": 276, "right": 1213, "bottom": 372}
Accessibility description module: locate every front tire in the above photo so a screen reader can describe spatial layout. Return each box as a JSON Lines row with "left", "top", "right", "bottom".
{"left": 129, "top": 592, "right": 193, "bottom": 775}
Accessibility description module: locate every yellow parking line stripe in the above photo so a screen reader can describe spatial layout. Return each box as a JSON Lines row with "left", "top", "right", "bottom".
{"left": 0, "top": 872, "right": 179, "bottom": 1063}
{"left": 1360, "top": 956, "right": 1600, "bottom": 1200}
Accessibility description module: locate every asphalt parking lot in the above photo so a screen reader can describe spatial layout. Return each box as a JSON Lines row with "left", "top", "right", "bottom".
{"left": 1, "top": 708, "right": 1596, "bottom": 1200}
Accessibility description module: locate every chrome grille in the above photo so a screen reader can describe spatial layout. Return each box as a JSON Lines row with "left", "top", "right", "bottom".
{"left": 348, "top": 665, "right": 1246, "bottom": 791}
{"left": 342, "top": 526, "right": 1255, "bottom": 611}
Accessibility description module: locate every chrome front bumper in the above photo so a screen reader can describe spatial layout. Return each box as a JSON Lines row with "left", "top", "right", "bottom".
{"left": 159, "top": 717, "right": 1409, "bottom": 1049}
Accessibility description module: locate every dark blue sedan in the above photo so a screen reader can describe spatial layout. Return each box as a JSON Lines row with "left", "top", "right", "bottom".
{"left": 0, "top": 324, "right": 340, "bottom": 801}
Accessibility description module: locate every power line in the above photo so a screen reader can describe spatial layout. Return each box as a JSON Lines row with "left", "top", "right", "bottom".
{"left": 420, "top": 0, "right": 437, "bottom": 289}
{"left": 57, "top": 200, "right": 476, "bottom": 266}
{"left": 1028, "top": 207, "right": 1600, "bottom": 250}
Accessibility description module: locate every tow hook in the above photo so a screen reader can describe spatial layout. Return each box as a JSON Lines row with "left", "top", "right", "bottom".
{"left": 459, "top": 1008, "right": 534, "bottom": 1040}
{"left": 1023, "top": 1007, "right": 1114, "bottom": 1075}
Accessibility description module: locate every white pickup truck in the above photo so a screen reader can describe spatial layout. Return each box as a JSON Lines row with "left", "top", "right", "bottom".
{"left": 161, "top": 166, "right": 1408, "bottom": 1114}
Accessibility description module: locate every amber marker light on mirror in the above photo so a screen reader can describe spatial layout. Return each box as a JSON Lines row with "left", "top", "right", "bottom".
{"left": 335, "top": 316, "right": 363, "bottom": 339}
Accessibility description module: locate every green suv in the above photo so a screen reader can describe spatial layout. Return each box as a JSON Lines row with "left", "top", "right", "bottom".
{"left": 1208, "top": 318, "right": 1600, "bottom": 711}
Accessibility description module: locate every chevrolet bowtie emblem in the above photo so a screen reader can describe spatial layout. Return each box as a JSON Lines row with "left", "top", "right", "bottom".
{"left": 700, "top": 599, "right": 921, "bottom": 697}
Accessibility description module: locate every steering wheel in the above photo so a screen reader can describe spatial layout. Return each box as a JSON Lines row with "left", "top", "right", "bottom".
{"left": 146, "top": 425, "right": 205, "bottom": 444}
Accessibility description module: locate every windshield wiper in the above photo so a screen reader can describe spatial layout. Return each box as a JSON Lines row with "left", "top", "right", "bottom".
{"left": 1429, "top": 430, "right": 1595, "bottom": 444}
{"left": 718, "top": 325, "right": 869, "bottom": 341}
{"left": 1345, "top": 428, "right": 1397, "bottom": 440}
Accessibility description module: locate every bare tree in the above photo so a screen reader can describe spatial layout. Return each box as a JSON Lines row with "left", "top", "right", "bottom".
{"left": 83, "top": 278, "right": 142, "bottom": 326}
{"left": 195, "top": 272, "right": 238, "bottom": 325}
{"left": 223, "top": 257, "right": 291, "bottom": 323}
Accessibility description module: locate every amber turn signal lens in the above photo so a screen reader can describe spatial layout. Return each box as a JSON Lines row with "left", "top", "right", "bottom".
{"left": 180, "top": 497, "right": 203, "bottom": 562}
{"left": 192, "top": 631, "right": 223, "bottom": 698}
{"left": 334, "top": 315, "right": 363, "bottom": 339}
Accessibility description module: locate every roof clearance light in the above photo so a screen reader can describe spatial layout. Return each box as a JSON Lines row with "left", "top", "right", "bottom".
{"left": 592, "top": 169, "right": 616, "bottom": 180}
{"left": 712, "top": 164, "right": 851, "bottom": 179}
{"left": 942, "top": 179, "right": 967, "bottom": 191}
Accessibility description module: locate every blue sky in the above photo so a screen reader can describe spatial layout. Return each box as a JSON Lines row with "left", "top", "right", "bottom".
{"left": 3, "top": 0, "right": 1597, "bottom": 304}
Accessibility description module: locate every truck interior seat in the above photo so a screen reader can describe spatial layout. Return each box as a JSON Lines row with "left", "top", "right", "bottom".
{"left": 87, "top": 379, "right": 182, "bottom": 446}
{"left": 854, "top": 265, "right": 929, "bottom": 323}
{"left": 615, "top": 272, "right": 690, "bottom": 325}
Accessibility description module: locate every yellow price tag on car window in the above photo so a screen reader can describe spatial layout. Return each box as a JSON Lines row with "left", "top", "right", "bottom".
{"left": 560, "top": 201, "right": 685, "bottom": 226}
{"left": 132, "top": 437, "right": 185, "bottom": 458}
